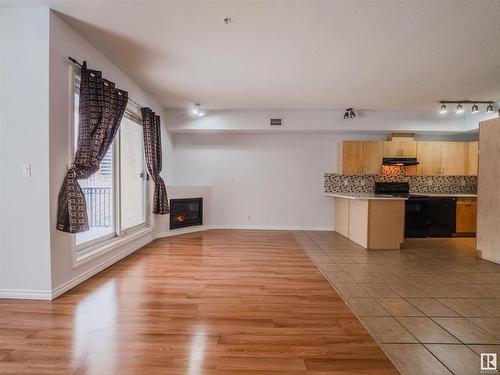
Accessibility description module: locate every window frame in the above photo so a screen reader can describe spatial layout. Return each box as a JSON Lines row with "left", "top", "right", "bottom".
{"left": 71, "top": 68, "right": 149, "bottom": 256}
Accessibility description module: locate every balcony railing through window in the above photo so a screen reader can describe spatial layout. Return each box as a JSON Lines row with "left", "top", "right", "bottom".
{"left": 82, "top": 187, "right": 113, "bottom": 227}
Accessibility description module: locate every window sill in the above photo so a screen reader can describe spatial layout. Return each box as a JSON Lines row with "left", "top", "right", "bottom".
{"left": 73, "top": 226, "right": 153, "bottom": 269}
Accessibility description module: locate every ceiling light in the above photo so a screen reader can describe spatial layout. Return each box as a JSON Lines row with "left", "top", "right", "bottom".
{"left": 487, "top": 103, "right": 495, "bottom": 113}
{"left": 440, "top": 104, "right": 447, "bottom": 114}
{"left": 471, "top": 104, "right": 479, "bottom": 113}
{"left": 344, "top": 108, "right": 356, "bottom": 119}
{"left": 456, "top": 104, "right": 464, "bottom": 114}
{"left": 224, "top": 17, "right": 232, "bottom": 24}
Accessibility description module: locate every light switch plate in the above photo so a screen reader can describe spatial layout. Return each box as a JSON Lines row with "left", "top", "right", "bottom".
{"left": 22, "top": 163, "right": 31, "bottom": 178}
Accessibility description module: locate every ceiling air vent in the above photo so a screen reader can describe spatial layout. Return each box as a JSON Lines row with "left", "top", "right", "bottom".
{"left": 270, "top": 118, "right": 283, "bottom": 127}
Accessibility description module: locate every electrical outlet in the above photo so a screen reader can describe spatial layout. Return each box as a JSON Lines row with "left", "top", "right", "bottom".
{"left": 428, "top": 180, "right": 433, "bottom": 186}
{"left": 343, "top": 179, "right": 349, "bottom": 186}
{"left": 360, "top": 180, "right": 366, "bottom": 186}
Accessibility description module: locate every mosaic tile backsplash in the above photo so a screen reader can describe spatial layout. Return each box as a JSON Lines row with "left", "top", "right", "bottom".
{"left": 324, "top": 172, "right": 477, "bottom": 194}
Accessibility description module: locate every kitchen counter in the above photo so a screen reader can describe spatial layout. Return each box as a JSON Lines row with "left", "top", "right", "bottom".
{"left": 325, "top": 193, "right": 408, "bottom": 200}
{"left": 331, "top": 195, "right": 405, "bottom": 250}
{"left": 411, "top": 193, "right": 477, "bottom": 198}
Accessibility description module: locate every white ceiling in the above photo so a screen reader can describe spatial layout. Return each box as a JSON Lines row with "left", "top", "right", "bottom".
{"left": 5, "top": 0, "right": 500, "bottom": 111}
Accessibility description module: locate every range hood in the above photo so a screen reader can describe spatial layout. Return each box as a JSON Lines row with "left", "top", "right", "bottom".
{"left": 383, "top": 157, "right": 419, "bottom": 166}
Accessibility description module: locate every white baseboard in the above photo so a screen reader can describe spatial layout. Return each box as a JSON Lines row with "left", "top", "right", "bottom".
{"left": 51, "top": 235, "right": 153, "bottom": 299}
{"left": 156, "top": 225, "right": 333, "bottom": 236}
{"left": 155, "top": 225, "right": 213, "bottom": 238}
{"left": 209, "top": 225, "right": 334, "bottom": 231}
{"left": 0, "top": 289, "right": 52, "bottom": 300}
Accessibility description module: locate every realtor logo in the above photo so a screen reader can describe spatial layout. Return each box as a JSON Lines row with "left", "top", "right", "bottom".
{"left": 481, "top": 353, "right": 497, "bottom": 371}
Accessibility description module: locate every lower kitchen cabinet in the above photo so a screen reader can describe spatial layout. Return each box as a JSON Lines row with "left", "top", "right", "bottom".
{"left": 456, "top": 197, "right": 477, "bottom": 234}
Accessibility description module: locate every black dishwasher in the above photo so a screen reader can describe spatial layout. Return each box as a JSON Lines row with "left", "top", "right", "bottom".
{"left": 428, "top": 197, "right": 457, "bottom": 237}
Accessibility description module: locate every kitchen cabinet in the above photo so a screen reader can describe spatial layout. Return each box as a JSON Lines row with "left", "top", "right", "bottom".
{"left": 338, "top": 141, "right": 382, "bottom": 175}
{"left": 417, "top": 142, "right": 442, "bottom": 175}
{"left": 417, "top": 141, "right": 467, "bottom": 176}
{"left": 441, "top": 142, "right": 467, "bottom": 175}
{"left": 339, "top": 140, "right": 476, "bottom": 176}
{"left": 456, "top": 197, "right": 477, "bottom": 233}
{"left": 383, "top": 141, "right": 417, "bottom": 158}
{"left": 362, "top": 141, "right": 383, "bottom": 175}
{"left": 338, "top": 141, "right": 363, "bottom": 174}
{"left": 467, "top": 141, "right": 479, "bottom": 176}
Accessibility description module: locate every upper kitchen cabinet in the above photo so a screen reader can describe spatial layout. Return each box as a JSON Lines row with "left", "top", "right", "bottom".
{"left": 339, "top": 140, "right": 476, "bottom": 176}
{"left": 383, "top": 141, "right": 417, "bottom": 158}
{"left": 417, "top": 142, "right": 442, "bottom": 175}
{"left": 467, "top": 141, "right": 479, "bottom": 176}
{"left": 362, "top": 141, "right": 384, "bottom": 175}
{"left": 417, "top": 141, "right": 469, "bottom": 176}
{"left": 338, "top": 141, "right": 363, "bottom": 175}
{"left": 400, "top": 142, "right": 417, "bottom": 158}
{"left": 338, "top": 141, "right": 383, "bottom": 175}
{"left": 441, "top": 142, "right": 467, "bottom": 175}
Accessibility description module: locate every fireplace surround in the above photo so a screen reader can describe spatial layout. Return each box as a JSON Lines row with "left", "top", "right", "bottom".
{"left": 169, "top": 198, "right": 203, "bottom": 230}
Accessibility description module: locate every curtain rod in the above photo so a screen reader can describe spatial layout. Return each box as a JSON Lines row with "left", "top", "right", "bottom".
{"left": 68, "top": 57, "right": 143, "bottom": 109}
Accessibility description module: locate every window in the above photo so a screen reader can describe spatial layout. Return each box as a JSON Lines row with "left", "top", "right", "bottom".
{"left": 73, "top": 73, "right": 148, "bottom": 249}
{"left": 120, "top": 116, "right": 146, "bottom": 230}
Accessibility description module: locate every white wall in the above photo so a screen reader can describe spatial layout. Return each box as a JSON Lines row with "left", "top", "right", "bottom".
{"left": 48, "top": 11, "right": 174, "bottom": 296}
{"left": 0, "top": 8, "right": 53, "bottom": 298}
{"left": 166, "top": 109, "right": 495, "bottom": 134}
{"left": 172, "top": 132, "right": 387, "bottom": 230}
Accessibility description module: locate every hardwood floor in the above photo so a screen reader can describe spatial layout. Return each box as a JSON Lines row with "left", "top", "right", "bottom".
{"left": 0, "top": 230, "right": 397, "bottom": 375}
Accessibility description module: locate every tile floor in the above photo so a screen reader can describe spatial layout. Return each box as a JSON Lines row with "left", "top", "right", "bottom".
{"left": 293, "top": 230, "right": 500, "bottom": 375}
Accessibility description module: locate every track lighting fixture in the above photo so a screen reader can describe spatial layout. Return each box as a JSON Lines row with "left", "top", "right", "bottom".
{"left": 439, "top": 100, "right": 495, "bottom": 115}
{"left": 192, "top": 103, "right": 205, "bottom": 117}
{"left": 344, "top": 108, "right": 356, "bottom": 119}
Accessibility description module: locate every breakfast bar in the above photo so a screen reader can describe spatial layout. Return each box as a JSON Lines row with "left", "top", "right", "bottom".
{"left": 326, "top": 193, "right": 407, "bottom": 249}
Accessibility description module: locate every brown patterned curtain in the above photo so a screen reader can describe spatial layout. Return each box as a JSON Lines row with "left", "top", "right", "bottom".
{"left": 57, "top": 61, "right": 128, "bottom": 233}
{"left": 141, "top": 108, "right": 169, "bottom": 215}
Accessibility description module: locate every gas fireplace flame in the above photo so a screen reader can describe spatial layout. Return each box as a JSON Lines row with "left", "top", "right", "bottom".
{"left": 175, "top": 215, "right": 185, "bottom": 222}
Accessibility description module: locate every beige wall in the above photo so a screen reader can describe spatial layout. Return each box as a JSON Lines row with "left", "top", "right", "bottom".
{"left": 477, "top": 117, "right": 500, "bottom": 264}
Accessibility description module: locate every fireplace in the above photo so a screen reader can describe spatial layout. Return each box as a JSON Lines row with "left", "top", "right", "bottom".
{"left": 169, "top": 198, "right": 203, "bottom": 230}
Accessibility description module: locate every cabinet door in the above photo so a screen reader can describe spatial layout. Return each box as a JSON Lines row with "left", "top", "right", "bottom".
{"left": 383, "top": 141, "right": 400, "bottom": 158}
{"left": 467, "top": 141, "right": 479, "bottom": 176}
{"left": 456, "top": 198, "right": 477, "bottom": 233}
{"left": 417, "top": 142, "right": 442, "bottom": 175}
{"left": 362, "top": 141, "right": 383, "bottom": 175}
{"left": 400, "top": 141, "right": 417, "bottom": 158}
{"left": 441, "top": 142, "right": 467, "bottom": 175}
{"left": 339, "top": 141, "right": 363, "bottom": 175}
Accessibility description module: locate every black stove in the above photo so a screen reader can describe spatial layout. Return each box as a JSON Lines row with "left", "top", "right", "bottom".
{"left": 375, "top": 182, "right": 456, "bottom": 238}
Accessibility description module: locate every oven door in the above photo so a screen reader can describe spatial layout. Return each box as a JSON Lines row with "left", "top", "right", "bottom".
{"left": 405, "top": 197, "right": 430, "bottom": 238}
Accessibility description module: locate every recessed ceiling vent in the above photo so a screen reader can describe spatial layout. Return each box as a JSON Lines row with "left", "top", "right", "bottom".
{"left": 270, "top": 118, "right": 283, "bottom": 127}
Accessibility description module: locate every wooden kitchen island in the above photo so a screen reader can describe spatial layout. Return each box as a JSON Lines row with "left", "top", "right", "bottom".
{"left": 327, "top": 193, "right": 407, "bottom": 249}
